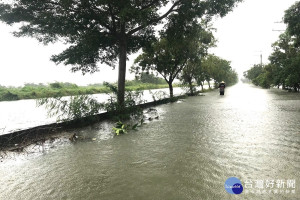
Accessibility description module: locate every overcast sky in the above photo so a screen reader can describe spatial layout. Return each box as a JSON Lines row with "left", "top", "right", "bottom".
{"left": 211, "top": 0, "right": 298, "bottom": 77}
{"left": 0, "top": 0, "right": 298, "bottom": 87}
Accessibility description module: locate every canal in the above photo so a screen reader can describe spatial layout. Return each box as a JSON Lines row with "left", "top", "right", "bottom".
{"left": 0, "top": 83, "right": 299, "bottom": 199}
{"left": 0, "top": 87, "right": 185, "bottom": 135}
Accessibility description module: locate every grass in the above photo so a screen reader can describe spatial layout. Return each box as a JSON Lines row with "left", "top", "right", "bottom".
{"left": 0, "top": 81, "right": 174, "bottom": 102}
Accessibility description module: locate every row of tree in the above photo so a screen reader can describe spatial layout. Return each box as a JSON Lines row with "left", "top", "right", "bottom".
{"left": 244, "top": 1, "right": 300, "bottom": 92}
{"left": 0, "top": 0, "right": 241, "bottom": 106}
{"left": 131, "top": 18, "right": 238, "bottom": 97}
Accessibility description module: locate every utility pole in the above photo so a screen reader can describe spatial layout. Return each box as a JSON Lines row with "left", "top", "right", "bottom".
{"left": 254, "top": 51, "right": 263, "bottom": 66}
{"left": 260, "top": 54, "right": 262, "bottom": 66}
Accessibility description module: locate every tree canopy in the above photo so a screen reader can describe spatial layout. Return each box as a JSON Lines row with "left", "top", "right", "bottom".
{"left": 0, "top": 0, "right": 242, "bottom": 105}
{"left": 179, "top": 24, "right": 216, "bottom": 95}
{"left": 201, "top": 54, "right": 238, "bottom": 87}
{"left": 133, "top": 16, "right": 209, "bottom": 97}
{"left": 284, "top": 1, "right": 300, "bottom": 47}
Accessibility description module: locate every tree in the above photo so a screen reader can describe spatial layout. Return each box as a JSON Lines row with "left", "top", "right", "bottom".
{"left": 244, "top": 64, "right": 263, "bottom": 84}
{"left": 180, "top": 24, "right": 216, "bottom": 95}
{"left": 201, "top": 54, "right": 222, "bottom": 88}
{"left": 201, "top": 54, "right": 237, "bottom": 87}
{"left": 0, "top": 0, "right": 242, "bottom": 106}
{"left": 201, "top": 54, "right": 217, "bottom": 88}
{"left": 135, "top": 72, "right": 165, "bottom": 85}
{"left": 283, "top": 2, "right": 300, "bottom": 91}
{"left": 269, "top": 32, "right": 300, "bottom": 91}
{"left": 284, "top": 1, "right": 300, "bottom": 47}
{"left": 133, "top": 17, "right": 206, "bottom": 98}
{"left": 180, "top": 60, "right": 200, "bottom": 95}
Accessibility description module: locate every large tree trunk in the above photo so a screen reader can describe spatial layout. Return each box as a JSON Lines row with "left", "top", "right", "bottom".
{"left": 168, "top": 81, "right": 174, "bottom": 98}
{"left": 207, "top": 80, "right": 211, "bottom": 89}
{"left": 294, "top": 83, "right": 299, "bottom": 92}
{"left": 117, "top": 26, "right": 127, "bottom": 107}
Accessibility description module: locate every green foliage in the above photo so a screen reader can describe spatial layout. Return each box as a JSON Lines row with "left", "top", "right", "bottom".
{"left": 103, "top": 82, "right": 145, "bottom": 121}
{"left": 284, "top": 1, "right": 300, "bottom": 47}
{"left": 125, "top": 80, "right": 170, "bottom": 91}
{"left": 0, "top": 81, "right": 171, "bottom": 102}
{"left": 37, "top": 95, "right": 103, "bottom": 122}
{"left": 36, "top": 82, "right": 146, "bottom": 123}
{"left": 201, "top": 54, "right": 238, "bottom": 87}
{"left": 0, "top": 91, "right": 19, "bottom": 101}
{"left": 0, "top": 0, "right": 242, "bottom": 105}
{"left": 133, "top": 18, "right": 211, "bottom": 97}
{"left": 103, "top": 82, "right": 118, "bottom": 94}
{"left": 112, "top": 121, "right": 128, "bottom": 135}
{"left": 112, "top": 120, "right": 142, "bottom": 135}
{"left": 246, "top": 22, "right": 300, "bottom": 91}
{"left": 50, "top": 82, "right": 63, "bottom": 89}
{"left": 244, "top": 64, "right": 264, "bottom": 85}
{"left": 135, "top": 72, "right": 166, "bottom": 85}
{"left": 178, "top": 23, "right": 216, "bottom": 95}
{"left": 255, "top": 73, "right": 271, "bottom": 89}
{"left": 244, "top": 64, "right": 275, "bottom": 88}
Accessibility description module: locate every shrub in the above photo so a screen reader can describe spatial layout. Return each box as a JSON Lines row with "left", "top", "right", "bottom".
{"left": 50, "top": 82, "right": 63, "bottom": 89}
{"left": 0, "top": 91, "right": 19, "bottom": 101}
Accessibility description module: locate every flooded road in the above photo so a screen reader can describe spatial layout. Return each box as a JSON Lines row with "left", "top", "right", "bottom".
{"left": 0, "top": 83, "right": 299, "bottom": 199}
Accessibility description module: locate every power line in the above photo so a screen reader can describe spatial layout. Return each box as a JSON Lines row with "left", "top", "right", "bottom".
{"left": 272, "top": 29, "right": 285, "bottom": 32}
{"left": 272, "top": 21, "right": 285, "bottom": 32}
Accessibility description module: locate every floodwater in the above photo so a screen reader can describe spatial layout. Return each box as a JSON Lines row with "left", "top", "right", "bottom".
{"left": 0, "top": 83, "right": 299, "bottom": 199}
{"left": 0, "top": 87, "right": 184, "bottom": 135}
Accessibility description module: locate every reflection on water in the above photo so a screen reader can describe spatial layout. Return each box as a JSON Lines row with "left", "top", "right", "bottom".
{"left": 0, "top": 83, "right": 299, "bottom": 199}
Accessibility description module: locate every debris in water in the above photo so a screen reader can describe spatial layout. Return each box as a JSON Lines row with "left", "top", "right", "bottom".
{"left": 69, "top": 133, "right": 78, "bottom": 142}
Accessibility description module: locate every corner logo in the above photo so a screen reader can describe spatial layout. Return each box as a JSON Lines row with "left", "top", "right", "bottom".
{"left": 224, "top": 177, "right": 243, "bottom": 194}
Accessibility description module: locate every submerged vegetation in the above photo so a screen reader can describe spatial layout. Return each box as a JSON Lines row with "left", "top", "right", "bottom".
{"left": 37, "top": 82, "right": 162, "bottom": 136}
{"left": 37, "top": 82, "right": 145, "bottom": 122}
{"left": 112, "top": 120, "right": 143, "bottom": 136}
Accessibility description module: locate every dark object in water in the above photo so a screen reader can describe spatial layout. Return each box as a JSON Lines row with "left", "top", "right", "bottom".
{"left": 69, "top": 133, "right": 78, "bottom": 142}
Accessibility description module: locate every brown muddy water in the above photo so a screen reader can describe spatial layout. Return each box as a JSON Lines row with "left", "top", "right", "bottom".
{"left": 0, "top": 83, "right": 299, "bottom": 200}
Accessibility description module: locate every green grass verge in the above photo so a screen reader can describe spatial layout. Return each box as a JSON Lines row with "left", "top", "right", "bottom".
{"left": 0, "top": 82, "right": 174, "bottom": 102}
